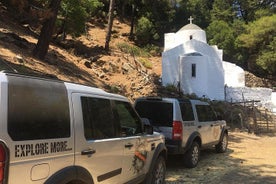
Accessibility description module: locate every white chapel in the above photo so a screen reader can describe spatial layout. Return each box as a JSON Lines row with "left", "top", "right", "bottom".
{"left": 162, "top": 17, "right": 245, "bottom": 100}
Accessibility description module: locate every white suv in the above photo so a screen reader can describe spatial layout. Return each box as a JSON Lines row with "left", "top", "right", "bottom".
{"left": 135, "top": 97, "right": 228, "bottom": 168}
{"left": 0, "top": 72, "right": 167, "bottom": 184}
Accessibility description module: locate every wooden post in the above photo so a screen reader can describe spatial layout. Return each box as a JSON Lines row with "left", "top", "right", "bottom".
{"left": 252, "top": 101, "right": 257, "bottom": 133}
{"left": 265, "top": 109, "right": 269, "bottom": 132}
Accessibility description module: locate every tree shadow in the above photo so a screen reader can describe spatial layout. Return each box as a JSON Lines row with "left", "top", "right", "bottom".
{"left": 54, "top": 39, "right": 107, "bottom": 58}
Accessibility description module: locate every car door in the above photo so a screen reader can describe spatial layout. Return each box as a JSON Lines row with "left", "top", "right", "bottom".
{"left": 206, "top": 106, "right": 222, "bottom": 142}
{"left": 72, "top": 94, "right": 124, "bottom": 184}
{"left": 194, "top": 105, "right": 214, "bottom": 145}
{"left": 112, "top": 100, "right": 149, "bottom": 183}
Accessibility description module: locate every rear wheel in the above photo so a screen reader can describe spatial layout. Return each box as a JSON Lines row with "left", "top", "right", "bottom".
{"left": 184, "top": 141, "right": 200, "bottom": 168}
{"left": 215, "top": 133, "right": 228, "bottom": 153}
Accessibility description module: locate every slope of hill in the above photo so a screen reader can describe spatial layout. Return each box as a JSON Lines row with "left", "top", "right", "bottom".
{"left": 0, "top": 4, "right": 163, "bottom": 102}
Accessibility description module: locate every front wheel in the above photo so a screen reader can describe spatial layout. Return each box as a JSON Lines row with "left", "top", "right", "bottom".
{"left": 184, "top": 141, "right": 200, "bottom": 168}
{"left": 145, "top": 156, "right": 166, "bottom": 184}
{"left": 215, "top": 133, "right": 228, "bottom": 153}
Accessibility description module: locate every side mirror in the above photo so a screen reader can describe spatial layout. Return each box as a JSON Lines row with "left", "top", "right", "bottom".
{"left": 141, "top": 118, "right": 153, "bottom": 135}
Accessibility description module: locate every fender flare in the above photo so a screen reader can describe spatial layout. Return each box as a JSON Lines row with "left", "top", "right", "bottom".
{"left": 148, "top": 143, "right": 167, "bottom": 174}
{"left": 218, "top": 126, "right": 229, "bottom": 142}
{"left": 185, "top": 131, "right": 201, "bottom": 151}
{"left": 44, "top": 166, "right": 94, "bottom": 184}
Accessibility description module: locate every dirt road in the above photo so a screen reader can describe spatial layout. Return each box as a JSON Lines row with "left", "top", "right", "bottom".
{"left": 165, "top": 131, "right": 276, "bottom": 184}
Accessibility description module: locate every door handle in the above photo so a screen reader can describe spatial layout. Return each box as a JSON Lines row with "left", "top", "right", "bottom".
{"left": 81, "top": 149, "right": 96, "bottom": 155}
{"left": 125, "top": 143, "right": 134, "bottom": 148}
{"left": 198, "top": 125, "right": 202, "bottom": 129}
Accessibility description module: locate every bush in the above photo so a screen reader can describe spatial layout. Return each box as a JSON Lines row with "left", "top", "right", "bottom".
{"left": 135, "top": 17, "right": 155, "bottom": 44}
{"left": 116, "top": 42, "right": 149, "bottom": 57}
{"left": 138, "top": 58, "right": 152, "bottom": 69}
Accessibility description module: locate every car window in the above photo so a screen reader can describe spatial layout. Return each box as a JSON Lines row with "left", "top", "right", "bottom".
{"left": 7, "top": 76, "right": 70, "bottom": 141}
{"left": 135, "top": 101, "right": 173, "bottom": 127}
{"left": 81, "top": 97, "right": 117, "bottom": 140}
{"left": 196, "top": 105, "right": 217, "bottom": 122}
{"left": 179, "top": 101, "right": 195, "bottom": 121}
{"left": 113, "top": 101, "right": 142, "bottom": 136}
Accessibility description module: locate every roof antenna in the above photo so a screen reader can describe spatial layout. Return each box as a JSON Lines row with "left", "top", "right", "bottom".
{"left": 0, "top": 58, "right": 18, "bottom": 73}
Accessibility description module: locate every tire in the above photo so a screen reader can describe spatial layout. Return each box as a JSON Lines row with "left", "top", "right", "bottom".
{"left": 215, "top": 132, "right": 228, "bottom": 153}
{"left": 144, "top": 156, "right": 166, "bottom": 184}
{"left": 67, "top": 181, "right": 89, "bottom": 184}
{"left": 184, "top": 141, "right": 200, "bottom": 168}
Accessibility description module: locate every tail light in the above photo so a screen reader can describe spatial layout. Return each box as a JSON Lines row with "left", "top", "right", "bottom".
{"left": 0, "top": 144, "right": 6, "bottom": 184}
{"left": 172, "top": 121, "right": 183, "bottom": 140}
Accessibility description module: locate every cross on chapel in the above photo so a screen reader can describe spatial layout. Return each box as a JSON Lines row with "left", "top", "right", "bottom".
{"left": 188, "top": 16, "right": 194, "bottom": 24}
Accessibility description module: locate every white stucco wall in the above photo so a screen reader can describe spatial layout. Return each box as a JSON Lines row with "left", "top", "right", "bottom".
{"left": 176, "top": 29, "right": 207, "bottom": 44}
{"left": 162, "top": 39, "right": 225, "bottom": 100}
{"left": 164, "top": 28, "right": 207, "bottom": 51}
{"left": 223, "top": 62, "right": 245, "bottom": 87}
{"left": 184, "top": 40, "right": 225, "bottom": 100}
{"left": 162, "top": 44, "right": 186, "bottom": 86}
{"left": 272, "top": 92, "right": 276, "bottom": 113}
{"left": 164, "top": 33, "right": 176, "bottom": 51}
{"left": 179, "top": 56, "right": 208, "bottom": 97}
{"left": 226, "top": 87, "right": 273, "bottom": 109}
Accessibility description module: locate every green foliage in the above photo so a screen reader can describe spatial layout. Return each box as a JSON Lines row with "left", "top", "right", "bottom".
{"left": 138, "top": 0, "right": 175, "bottom": 37}
{"left": 237, "top": 15, "right": 276, "bottom": 50}
{"left": 116, "top": 42, "right": 150, "bottom": 57}
{"left": 108, "top": 85, "right": 121, "bottom": 93}
{"left": 59, "top": 0, "right": 103, "bottom": 37}
{"left": 138, "top": 58, "right": 152, "bottom": 69}
{"left": 62, "top": 1, "right": 88, "bottom": 37}
{"left": 211, "top": 0, "right": 234, "bottom": 22}
{"left": 174, "top": 0, "right": 212, "bottom": 29}
{"left": 116, "top": 42, "right": 154, "bottom": 69}
{"left": 135, "top": 16, "right": 156, "bottom": 44}
{"left": 237, "top": 14, "right": 276, "bottom": 75}
{"left": 143, "top": 44, "right": 162, "bottom": 56}
{"left": 256, "top": 37, "right": 276, "bottom": 75}
{"left": 82, "top": 0, "right": 103, "bottom": 16}
{"left": 207, "top": 20, "right": 235, "bottom": 59}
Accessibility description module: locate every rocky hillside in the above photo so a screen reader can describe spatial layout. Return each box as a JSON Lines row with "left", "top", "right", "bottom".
{"left": 0, "top": 3, "right": 274, "bottom": 103}
{"left": 0, "top": 4, "right": 165, "bottom": 102}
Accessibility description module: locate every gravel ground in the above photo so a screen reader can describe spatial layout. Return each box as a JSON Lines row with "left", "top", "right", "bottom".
{"left": 165, "top": 131, "right": 276, "bottom": 184}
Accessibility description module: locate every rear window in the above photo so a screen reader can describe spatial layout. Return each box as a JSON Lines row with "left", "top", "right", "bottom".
{"left": 135, "top": 100, "right": 173, "bottom": 126}
{"left": 7, "top": 75, "right": 70, "bottom": 141}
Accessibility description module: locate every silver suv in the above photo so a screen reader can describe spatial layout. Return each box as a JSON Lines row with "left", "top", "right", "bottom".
{"left": 0, "top": 72, "right": 167, "bottom": 184}
{"left": 134, "top": 97, "right": 228, "bottom": 168}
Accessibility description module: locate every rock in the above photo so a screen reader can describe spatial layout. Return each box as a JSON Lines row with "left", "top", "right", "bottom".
{"left": 89, "top": 55, "right": 101, "bottom": 63}
{"left": 14, "top": 55, "right": 24, "bottom": 64}
{"left": 98, "top": 72, "right": 105, "bottom": 79}
{"left": 122, "top": 63, "right": 134, "bottom": 73}
{"left": 83, "top": 59, "right": 92, "bottom": 68}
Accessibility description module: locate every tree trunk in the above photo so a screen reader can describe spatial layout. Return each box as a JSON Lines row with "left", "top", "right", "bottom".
{"left": 129, "top": 4, "right": 135, "bottom": 40}
{"left": 105, "top": 0, "right": 115, "bottom": 51}
{"left": 33, "top": 0, "right": 61, "bottom": 60}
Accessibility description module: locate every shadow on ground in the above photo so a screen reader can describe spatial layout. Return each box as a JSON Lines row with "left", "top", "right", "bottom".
{"left": 165, "top": 134, "right": 276, "bottom": 184}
